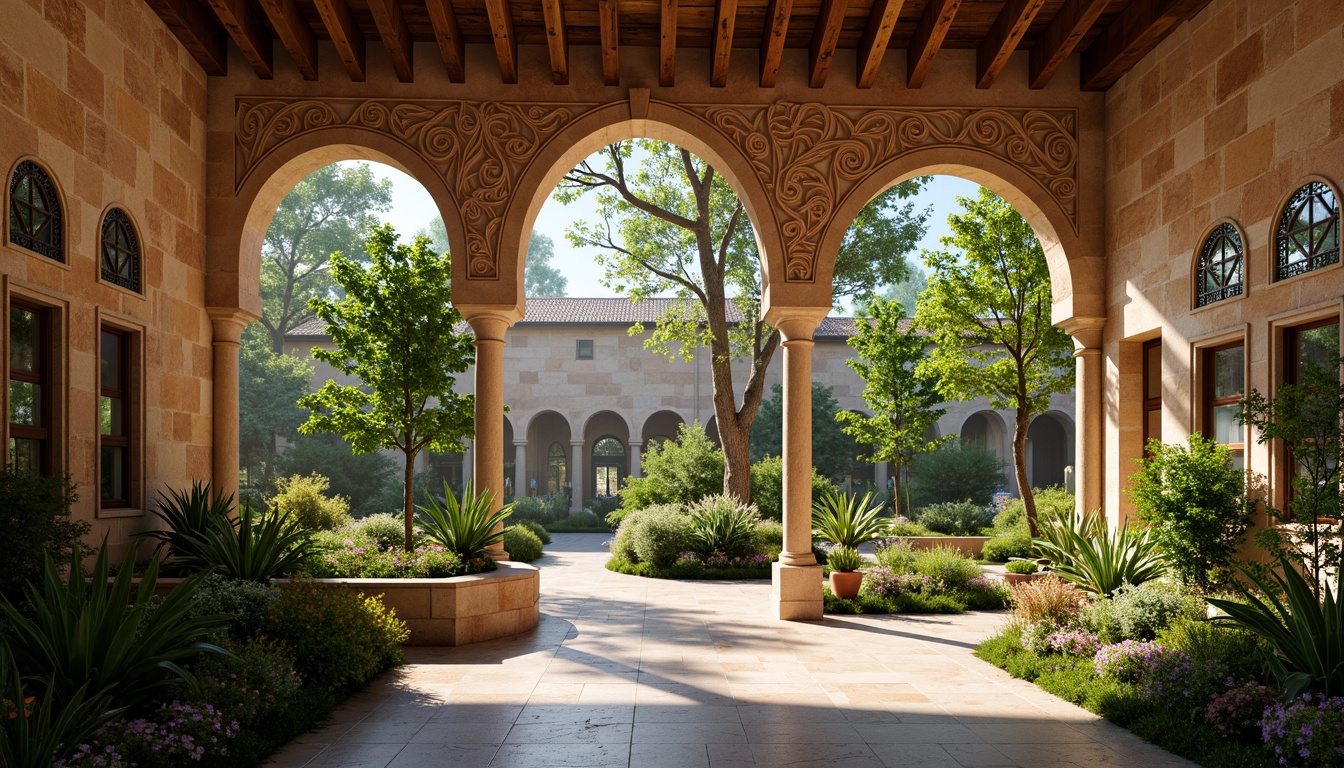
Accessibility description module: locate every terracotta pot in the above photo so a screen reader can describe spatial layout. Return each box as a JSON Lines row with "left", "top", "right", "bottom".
{"left": 829, "top": 570, "right": 863, "bottom": 599}
{"left": 1003, "top": 572, "right": 1035, "bottom": 585}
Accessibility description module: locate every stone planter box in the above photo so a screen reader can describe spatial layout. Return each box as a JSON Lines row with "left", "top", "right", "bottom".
{"left": 893, "top": 536, "right": 991, "bottom": 557}
{"left": 1002, "top": 571, "right": 1046, "bottom": 585}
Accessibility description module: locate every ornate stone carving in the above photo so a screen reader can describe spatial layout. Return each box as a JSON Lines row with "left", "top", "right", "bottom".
{"left": 235, "top": 99, "right": 581, "bottom": 279}
{"left": 694, "top": 102, "right": 1078, "bottom": 282}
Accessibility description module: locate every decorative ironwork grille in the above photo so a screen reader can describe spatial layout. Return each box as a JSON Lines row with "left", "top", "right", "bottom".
{"left": 1276, "top": 181, "right": 1340, "bottom": 280}
{"left": 8, "top": 161, "right": 62, "bottom": 261}
{"left": 1196, "top": 223, "right": 1244, "bottom": 307}
{"left": 100, "top": 208, "right": 141, "bottom": 292}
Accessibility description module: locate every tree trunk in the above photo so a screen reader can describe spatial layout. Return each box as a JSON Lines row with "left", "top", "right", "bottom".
{"left": 718, "top": 412, "right": 753, "bottom": 502}
{"left": 403, "top": 450, "right": 416, "bottom": 552}
{"left": 892, "top": 464, "right": 903, "bottom": 518}
{"left": 1014, "top": 406, "right": 1037, "bottom": 538}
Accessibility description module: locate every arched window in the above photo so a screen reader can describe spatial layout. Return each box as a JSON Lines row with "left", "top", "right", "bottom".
{"left": 592, "top": 437, "right": 626, "bottom": 497}
{"left": 8, "top": 160, "right": 63, "bottom": 261}
{"left": 101, "top": 208, "right": 141, "bottom": 292}
{"left": 546, "top": 442, "right": 567, "bottom": 496}
{"left": 1276, "top": 181, "right": 1340, "bottom": 280}
{"left": 1196, "top": 222, "right": 1244, "bottom": 307}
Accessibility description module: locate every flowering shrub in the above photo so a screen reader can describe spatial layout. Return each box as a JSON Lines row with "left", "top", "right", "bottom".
{"left": 1262, "top": 694, "right": 1344, "bottom": 767}
{"left": 63, "top": 701, "right": 238, "bottom": 768}
{"left": 187, "top": 638, "right": 301, "bottom": 728}
{"left": 704, "top": 553, "right": 771, "bottom": 569}
{"left": 1133, "top": 647, "right": 1195, "bottom": 704}
{"left": 188, "top": 573, "right": 279, "bottom": 642}
{"left": 1010, "top": 575, "right": 1088, "bottom": 627}
{"left": 1021, "top": 626, "right": 1101, "bottom": 657}
{"left": 307, "top": 538, "right": 493, "bottom": 578}
{"left": 1093, "top": 640, "right": 1169, "bottom": 683}
{"left": 1205, "top": 681, "right": 1279, "bottom": 742}
{"left": 266, "top": 581, "right": 408, "bottom": 690}
{"left": 865, "top": 568, "right": 932, "bottom": 599}
{"left": 874, "top": 540, "right": 918, "bottom": 572}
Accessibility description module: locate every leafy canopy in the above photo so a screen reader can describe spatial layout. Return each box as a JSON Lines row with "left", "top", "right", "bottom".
{"left": 239, "top": 332, "right": 312, "bottom": 491}
{"left": 417, "top": 219, "right": 569, "bottom": 297}
{"left": 750, "top": 382, "right": 862, "bottom": 482}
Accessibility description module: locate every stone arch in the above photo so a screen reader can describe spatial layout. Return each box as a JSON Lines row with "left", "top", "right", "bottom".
{"left": 581, "top": 411, "right": 630, "bottom": 501}
{"left": 526, "top": 410, "right": 573, "bottom": 498}
{"left": 638, "top": 410, "right": 687, "bottom": 448}
{"left": 1027, "top": 411, "right": 1074, "bottom": 490}
{"left": 960, "top": 410, "right": 1008, "bottom": 460}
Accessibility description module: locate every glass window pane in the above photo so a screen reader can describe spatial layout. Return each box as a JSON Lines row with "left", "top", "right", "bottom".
{"left": 1211, "top": 404, "right": 1241, "bottom": 445}
{"left": 9, "top": 438, "right": 41, "bottom": 473}
{"left": 1212, "top": 346, "right": 1244, "bottom": 398}
{"left": 101, "top": 331, "right": 121, "bottom": 390}
{"left": 1145, "top": 343, "right": 1162, "bottom": 399}
{"left": 1145, "top": 408, "right": 1161, "bottom": 445}
{"left": 9, "top": 380, "right": 40, "bottom": 426}
{"left": 9, "top": 308, "right": 37, "bottom": 373}
{"left": 101, "top": 396, "right": 123, "bottom": 436}
{"left": 1297, "top": 323, "right": 1340, "bottom": 378}
{"left": 101, "top": 446, "right": 124, "bottom": 501}
{"left": 1230, "top": 449, "right": 1244, "bottom": 472}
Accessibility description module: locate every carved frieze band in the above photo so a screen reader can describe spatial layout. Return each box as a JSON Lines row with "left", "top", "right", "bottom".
{"left": 235, "top": 98, "right": 1076, "bottom": 284}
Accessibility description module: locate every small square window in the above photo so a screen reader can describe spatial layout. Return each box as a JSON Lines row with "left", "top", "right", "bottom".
{"left": 576, "top": 340, "right": 594, "bottom": 360}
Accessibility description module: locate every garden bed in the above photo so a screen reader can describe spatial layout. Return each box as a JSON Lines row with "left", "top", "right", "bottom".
{"left": 605, "top": 554, "right": 773, "bottom": 580}
{"left": 891, "top": 535, "right": 991, "bottom": 557}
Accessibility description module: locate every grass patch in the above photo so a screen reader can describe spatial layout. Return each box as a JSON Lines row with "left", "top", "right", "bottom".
{"left": 605, "top": 554, "right": 772, "bottom": 580}
{"left": 544, "top": 520, "right": 612, "bottom": 533}
{"left": 823, "top": 586, "right": 968, "bottom": 615}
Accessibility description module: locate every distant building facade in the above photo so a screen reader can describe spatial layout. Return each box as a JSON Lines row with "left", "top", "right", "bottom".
{"left": 285, "top": 298, "right": 1075, "bottom": 511}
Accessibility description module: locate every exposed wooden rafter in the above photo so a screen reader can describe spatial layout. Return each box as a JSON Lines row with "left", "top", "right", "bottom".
{"left": 660, "top": 0, "right": 677, "bottom": 86}
{"left": 856, "top": 0, "right": 905, "bottom": 89}
{"left": 542, "top": 0, "right": 570, "bottom": 85}
{"left": 808, "top": 0, "right": 848, "bottom": 88}
{"left": 204, "top": 0, "right": 273, "bottom": 79}
{"left": 1028, "top": 0, "right": 1109, "bottom": 89}
{"left": 711, "top": 0, "right": 738, "bottom": 88}
{"left": 143, "top": 0, "right": 228, "bottom": 76}
{"left": 598, "top": 0, "right": 620, "bottom": 86}
{"left": 366, "top": 0, "right": 414, "bottom": 82}
{"left": 484, "top": 0, "right": 520, "bottom": 84}
{"left": 312, "top": 0, "right": 365, "bottom": 82}
{"left": 257, "top": 0, "right": 318, "bottom": 79}
{"left": 757, "top": 0, "right": 793, "bottom": 87}
{"left": 907, "top": 0, "right": 962, "bottom": 88}
{"left": 425, "top": 0, "right": 467, "bottom": 82}
{"left": 1082, "top": 0, "right": 1206, "bottom": 90}
{"left": 977, "top": 0, "right": 1046, "bottom": 89}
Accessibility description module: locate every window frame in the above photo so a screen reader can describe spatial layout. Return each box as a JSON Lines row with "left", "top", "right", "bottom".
{"left": 6, "top": 159, "right": 65, "bottom": 264}
{"left": 95, "top": 313, "right": 144, "bottom": 517}
{"left": 1141, "top": 338, "right": 1162, "bottom": 454}
{"left": 1274, "top": 179, "right": 1341, "bottom": 283}
{"left": 99, "top": 207, "right": 142, "bottom": 294}
{"left": 1193, "top": 220, "right": 1246, "bottom": 309}
{"left": 575, "top": 339, "right": 594, "bottom": 360}
{"left": 99, "top": 327, "right": 131, "bottom": 509}
{"left": 8, "top": 300, "right": 52, "bottom": 474}
{"left": 1200, "top": 339, "right": 1246, "bottom": 466}
{"left": 1277, "top": 314, "right": 1341, "bottom": 511}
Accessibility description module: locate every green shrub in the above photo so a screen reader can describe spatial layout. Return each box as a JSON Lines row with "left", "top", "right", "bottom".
{"left": 0, "top": 469, "right": 88, "bottom": 605}
{"left": 415, "top": 483, "right": 510, "bottom": 559}
{"left": 1082, "top": 581, "right": 1195, "bottom": 642}
{"left": 548, "top": 509, "right": 605, "bottom": 531}
{"left": 982, "top": 532, "right": 1033, "bottom": 562}
{"left": 145, "top": 485, "right": 316, "bottom": 582}
{"left": 1005, "top": 560, "right": 1038, "bottom": 574}
{"left": 916, "top": 501, "right": 994, "bottom": 536}
{"left": 812, "top": 489, "right": 886, "bottom": 548}
{"left": 874, "top": 540, "right": 917, "bottom": 573}
{"left": 752, "top": 520, "right": 783, "bottom": 554}
{"left": 619, "top": 422, "right": 724, "bottom": 510}
{"left": 906, "top": 439, "right": 1006, "bottom": 509}
{"left": 266, "top": 581, "right": 407, "bottom": 690}
{"left": 1158, "top": 618, "right": 1273, "bottom": 688}
{"left": 187, "top": 638, "right": 301, "bottom": 728}
{"left": 613, "top": 505, "right": 694, "bottom": 567}
{"left": 994, "top": 487, "right": 1074, "bottom": 533}
{"left": 827, "top": 546, "right": 863, "bottom": 572}
{"left": 688, "top": 495, "right": 761, "bottom": 558}
{"left": 504, "top": 525, "right": 544, "bottom": 563}
{"left": 511, "top": 495, "right": 554, "bottom": 525}
{"left": 270, "top": 474, "right": 352, "bottom": 531}
{"left": 585, "top": 496, "right": 622, "bottom": 519}
{"left": 349, "top": 513, "right": 408, "bottom": 551}
{"left": 888, "top": 519, "right": 935, "bottom": 536}
{"left": 1035, "top": 508, "right": 1167, "bottom": 596}
{"left": 189, "top": 573, "right": 279, "bottom": 642}
{"left": 516, "top": 519, "right": 551, "bottom": 544}
{"left": 307, "top": 540, "right": 484, "bottom": 578}
{"left": 910, "top": 546, "right": 984, "bottom": 590}
{"left": 1128, "top": 435, "right": 1254, "bottom": 591}
{"left": 278, "top": 433, "right": 397, "bottom": 517}
{"left": 749, "top": 456, "right": 836, "bottom": 521}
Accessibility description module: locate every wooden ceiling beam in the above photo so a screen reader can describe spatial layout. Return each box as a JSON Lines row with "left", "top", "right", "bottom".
{"left": 710, "top": 0, "right": 738, "bottom": 87}
{"left": 1028, "top": 0, "right": 1108, "bottom": 89}
{"left": 598, "top": 0, "right": 619, "bottom": 86}
{"left": 758, "top": 0, "right": 793, "bottom": 87}
{"left": 257, "top": 0, "right": 318, "bottom": 79}
{"left": 660, "top": 0, "right": 677, "bottom": 86}
{"left": 976, "top": 0, "right": 1046, "bottom": 89}
{"left": 204, "top": 0, "right": 273, "bottom": 79}
{"left": 1081, "top": 0, "right": 1206, "bottom": 90}
{"left": 367, "top": 0, "right": 414, "bottom": 81}
{"left": 907, "top": 0, "right": 961, "bottom": 88}
{"left": 856, "top": 0, "right": 904, "bottom": 89}
{"left": 808, "top": 0, "right": 848, "bottom": 88}
{"left": 483, "top": 0, "right": 519, "bottom": 84}
{"left": 313, "top": 0, "right": 366, "bottom": 81}
{"left": 541, "top": 0, "right": 570, "bottom": 85}
{"left": 143, "top": 0, "right": 228, "bottom": 76}
{"left": 425, "top": 0, "right": 467, "bottom": 82}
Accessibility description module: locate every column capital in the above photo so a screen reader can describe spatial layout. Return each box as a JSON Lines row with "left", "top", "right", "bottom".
{"left": 570, "top": 439, "right": 586, "bottom": 447}
{"left": 458, "top": 305, "right": 524, "bottom": 341}
{"left": 206, "top": 306, "right": 259, "bottom": 343}
{"left": 628, "top": 440, "right": 643, "bottom": 447}
{"left": 513, "top": 439, "right": 528, "bottom": 447}
{"left": 1059, "top": 316, "right": 1105, "bottom": 351}
{"left": 764, "top": 305, "right": 830, "bottom": 342}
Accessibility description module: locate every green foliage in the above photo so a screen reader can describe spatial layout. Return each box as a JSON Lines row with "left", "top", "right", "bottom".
{"left": 915, "top": 501, "right": 993, "bottom": 536}
{"left": 824, "top": 587, "right": 969, "bottom": 616}
{"left": 299, "top": 224, "right": 476, "bottom": 547}
{"left": 0, "top": 543, "right": 228, "bottom": 714}
{"left": 150, "top": 491, "right": 316, "bottom": 583}
{"left": 811, "top": 489, "right": 887, "bottom": 548}
{"left": 239, "top": 332, "right": 313, "bottom": 493}
{"left": 1129, "top": 435, "right": 1254, "bottom": 591}
{"left": 1004, "top": 560, "right": 1038, "bottom": 574}
{"left": 1157, "top": 618, "right": 1273, "bottom": 688}
{"left": 188, "top": 573, "right": 280, "bottom": 643}
{"left": 687, "top": 495, "right": 761, "bottom": 558}
{"left": 1081, "top": 581, "right": 1196, "bottom": 642}
{"left": 0, "top": 639, "right": 120, "bottom": 768}
{"left": 749, "top": 382, "right": 862, "bottom": 482}
{"left": 995, "top": 488, "right": 1075, "bottom": 532}
{"left": 604, "top": 556, "right": 772, "bottom": 581}
{"left": 0, "top": 469, "right": 88, "bottom": 604}
{"left": 511, "top": 495, "right": 557, "bottom": 525}
{"left": 523, "top": 231, "right": 569, "bottom": 297}
{"left": 906, "top": 439, "right": 1006, "bottom": 509}
{"left": 1209, "top": 557, "right": 1344, "bottom": 698}
{"left": 504, "top": 525, "right": 544, "bottom": 563}
{"left": 1034, "top": 508, "right": 1167, "bottom": 596}
{"left": 265, "top": 581, "right": 407, "bottom": 691}
{"left": 611, "top": 505, "right": 694, "bottom": 568}
{"left": 516, "top": 519, "right": 551, "bottom": 545}
{"left": 347, "top": 513, "right": 408, "bottom": 551}
{"left": 826, "top": 546, "right": 863, "bottom": 573}
{"left": 546, "top": 510, "right": 606, "bottom": 532}
{"left": 874, "top": 540, "right": 918, "bottom": 572}
{"left": 414, "top": 483, "right": 511, "bottom": 560}
{"left": 752, "top": 520, "right": 783, "bottom": 554}
{"left": 141, "top": 481, "right": 232, "bottom": 565}
{"left": 307, "top": 539, "right": 483, "bottom": 579}
{"left": 187, "top": 639, "right": 301, "bottom": 729}
{"left": 981, "top": 533, "right": 1033, "bottom": 562}
{"left": 837, "top": 297, "right": 947, "bottom": 516}
{"left": 910, "top": 546, "right": 983, "bottom": 590}
{"left": 619, "top": 422, "right": 724, "bottom": 510}
{"left": 748, "top": 455, "right": 836, "bottom": 521}
{"left": 1006, "top": 575, "right": 1087, "bottom": 628}
{"left": 269, "top": 474, "right": 352, "bottom": 531}
{"left": 277, "top": 433, "right": 396, "bottom": 517}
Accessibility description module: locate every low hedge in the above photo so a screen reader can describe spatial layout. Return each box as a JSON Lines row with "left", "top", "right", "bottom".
{"left": 605, "top": 554, "right": 772, "bottom": 580}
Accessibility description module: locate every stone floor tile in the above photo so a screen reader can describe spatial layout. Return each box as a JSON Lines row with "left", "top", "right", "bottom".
{"left": 300, "top": 742, "right": 405, "bottom": 768}
{"left": 630, "top": 742, "right": 712, "bottom": 768}
{"left": 517, "top": 704, "right": 635, "bottom": 724}
{"left": 743, "top": 721, "right": 865, "bottom": 743}
{"left": 408, "top": 720, "right": 513, "bottom": 744}
{"left": 747, "top": 742, "right": 886, "bottom": 768}
{"left": 488, "top": 743, "right": 629, "bottom": 768}
{"left": 385, "top": 744, "right": 501, "bottom": 767}
{"left": 852, "top": 722, "right": 988, "bottom": 744}
{"left": 631, "top": 720, "right": 749, "bottom": 743}
{"left": 505, "top": 720, "right": 634, "bottom": 743}
{"left": 869, "top": 743, "right": 967, "bottom": 767}
{"left": 634, "top": 704, "right": 742, "bottom": 723}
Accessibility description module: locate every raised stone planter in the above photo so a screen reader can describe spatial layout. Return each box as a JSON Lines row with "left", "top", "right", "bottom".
{"left": 893, "top": 536, "right": 991, "bottom": 557}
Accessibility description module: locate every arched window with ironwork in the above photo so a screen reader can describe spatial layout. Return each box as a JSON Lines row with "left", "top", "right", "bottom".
{"left": 1195, "top": 222, "right": 1244, "bottom": 307}
{"left": 546, "top": 442, "right": 567, "bottom": 496}
{"left": 8, "top": 160, "right": 63, "bottom": 261}
{"left": 1275, "top": 180, "right": 1340, "bottom": 281}
{"left": 101, "top": 208, "right": 141, "bottom": 292}
{"left": 592, "top": 437, "right": 626, "bottom": 497}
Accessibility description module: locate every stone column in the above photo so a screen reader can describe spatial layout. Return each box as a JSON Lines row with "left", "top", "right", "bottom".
{"left": 461, "top": 309, "right": 520, "bottom": 561}
{"left": 769, "top": 308, "right": 829, "bottom": 621}
{"left": 514, "top": 440, "right": 529, "bottom": 497}
{"left": 570, "top": 439, "right": 586, "bottom": 514}
{"left": 1067, "top": 320, "right": 1106, "bottom": 523}
{"left": 207, "top": 308, "right": 253, "bottom": 506}
{"left": 875, "top": 462, "right": 888, "bottom": 498}
{"left": 628, "top": 440, "right": 643, "bottom": 479}
{"left": 463, "top": 440, "right": 473, "bottom": 487}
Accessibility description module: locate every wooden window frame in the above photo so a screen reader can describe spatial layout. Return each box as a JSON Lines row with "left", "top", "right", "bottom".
{"left": 1280, "top": 315, "right": 1341, "bottom": 509}
{"left": 1201, "top": 340, "right": 1246, "bottom": 461}
{"left": 576, "top": 339, "right": 594, "bottom": 360}
{"left": 7, "top": 160, "right": 64, "bottom": 263}
{"left": 1275, "top": 180, "right": 1341, "bottom": 282}
{"left": 1142, "top": 338, "right": 1162, "bottom": 453}
{"left": 8, "top": 301, "right": 51, "bottom": 474}
{"left": 99, "top": 328, "right": 130, "bottom": 508}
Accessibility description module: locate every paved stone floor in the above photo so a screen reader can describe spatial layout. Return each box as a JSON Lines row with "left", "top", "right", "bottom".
{"left": 265, "top": 534, "right": 1194, "bottom": 768}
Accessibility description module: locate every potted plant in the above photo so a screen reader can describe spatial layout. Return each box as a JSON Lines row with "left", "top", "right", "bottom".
{"left": 827, "top": 546, "right": 864, "bottom": 599}
{"left": 1003, "top": 559, "right": 1040, "bottom": 584}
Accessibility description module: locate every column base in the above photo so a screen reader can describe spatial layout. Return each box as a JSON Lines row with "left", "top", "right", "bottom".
{"left": 771, "top": 562, "right": 824, "bottom": 621}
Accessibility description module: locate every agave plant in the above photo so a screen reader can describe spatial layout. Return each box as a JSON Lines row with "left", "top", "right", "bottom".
{"left": 415, "top": 483, "right": 512, "bottom": 559}
{"left": 188, "top": 502, "right": 316, "bottom": 583}
{"left": 1032, "top": 508, "right": 1167, "bottom": 596}
{"left": 142, "top": 480, "right": 235, "bottom": 563}
{"left": 1209, "top": 558, "right": 1344, "bottom": 699}
{"left": 812, "top": 490, "right": 887, "bottom": 549}
{"left": 0, "top": 542, "right": 229, "bottom": 714}
{"left": 688, "top": 495, "right": 761, "bottom": 558}
{"left": 0, "top": 639, "right": 121, "bottom": 768}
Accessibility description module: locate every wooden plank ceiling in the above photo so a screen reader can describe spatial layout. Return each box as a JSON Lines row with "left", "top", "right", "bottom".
{"left": 143, "top": 0, "right": 1208, "bottom": 90}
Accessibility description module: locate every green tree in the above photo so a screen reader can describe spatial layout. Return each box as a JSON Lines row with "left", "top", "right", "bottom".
{"left": 417, "top": 218, "right": 568, "bottom": 297}
{"left": 906, "top": 439, "right": 1006, "bottom": 509}
{"left": 260, "top": 164, "right": 393, "bottom": 352}
{"left": 239, "top": 331, "right": 312, "bottom": 493}
{"left": 277, "top": 433, "right": 397, "bottom": 517}
{"left": 749, "top": 382, "right": 861, "bottom": 482}
{"left": 557, "top": 141, "right": 927, "bottom": 501}
{"left": 836, "top": 298, "right": 947, "bottom": 516}
{"left": 914, "top": 189, "right": 1074, "bottom": 537}
{"left": 298, "top": 225, "right": 476, "bottom": 550}
{"left": 619, "top": 422, "right": 724, "bottom": 510}
{"left": 858, "top": 270, "right": 928, "bottom": 318}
